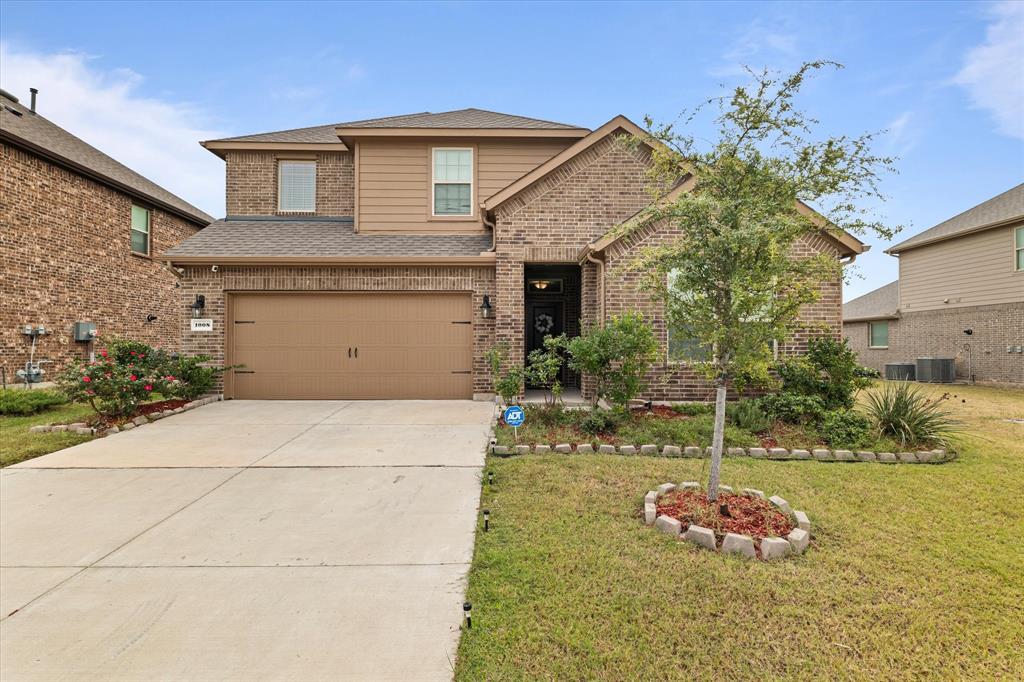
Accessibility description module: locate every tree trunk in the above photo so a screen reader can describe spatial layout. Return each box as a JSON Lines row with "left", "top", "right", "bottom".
{"left": 707, "top": 379, "right": 727, "bottom": 502}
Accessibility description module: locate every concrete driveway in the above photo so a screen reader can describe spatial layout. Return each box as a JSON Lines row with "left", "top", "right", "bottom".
{"left": 0, "top": 400, "right": 494, "bottom": 681}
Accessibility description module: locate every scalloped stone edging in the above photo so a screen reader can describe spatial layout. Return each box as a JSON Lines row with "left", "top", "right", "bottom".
{"left": 26, "top": 395, "right": 223, "bottom": 438}
{"left": 644, "top": 482, "right": 812, "bottom": 561}
{"left": 490, "top": 442, "right": 953, "bottom": 463}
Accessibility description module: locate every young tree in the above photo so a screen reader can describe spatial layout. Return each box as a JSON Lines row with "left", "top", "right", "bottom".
{"left": 621, "top": 62, "right": 897, "bottom": 501}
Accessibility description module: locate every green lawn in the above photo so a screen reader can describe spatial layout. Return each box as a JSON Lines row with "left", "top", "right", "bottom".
{"left": 457, "top": 383, "right": 1024, "bottom": 679}
{"left": 0, "top": 401, "right": 96, "bottom": 467}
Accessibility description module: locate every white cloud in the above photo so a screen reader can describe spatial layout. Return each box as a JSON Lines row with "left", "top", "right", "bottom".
{"left": 0, "top": 43, "right": 225, "bottom": 217}
{"left": 709, "top": 22, "right": 799, "bottom": 78}
{"left": 883, "top": 110, "right": 921, "bottom": 156}
{"left": 954, "top": 1, "right": 1024, "bottom": 140}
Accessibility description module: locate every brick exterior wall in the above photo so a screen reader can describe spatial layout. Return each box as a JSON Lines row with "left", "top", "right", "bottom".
{"left": 844, "top": 302, "right": 1024, "bottom": 384}
{"left": 225, "top": 151, "right": 354, "bottom": 217}
{"left": 492, "top": 132, "right": 653, "bottom": 395}
{"left": 179, "top": 265, "right": 495, "bottom": 396}
{"left": 1, "top": 142, "right": 201, "bottom": 382}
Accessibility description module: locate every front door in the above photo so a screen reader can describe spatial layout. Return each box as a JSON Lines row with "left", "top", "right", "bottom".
{"left": 525, "top": 302, "right": 564, "bottom": 388}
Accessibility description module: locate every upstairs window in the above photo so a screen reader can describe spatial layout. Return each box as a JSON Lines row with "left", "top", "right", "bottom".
{"left": 130, "top": 204, "right": 150, "bottom": 255}
{"left": 869, "top": 321, "right": 889, "bottom": 348}
{"left": 278, "top": 160, "right": 316, "bottom": 212}
{"left": 1016, "top": 227, "right": 1023, "bottom": 271}
{"left": 432, "top": 148, "right": 473, "bottom": 216}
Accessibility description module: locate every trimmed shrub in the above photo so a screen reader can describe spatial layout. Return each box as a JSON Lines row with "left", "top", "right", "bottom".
{"left": 727, "top": 399, "right": 771, "bottom": 433}
{"left": 864, "top": 382, "right": 960, "bottom": 448}
{"left": 566, "top": 313, "right": 659, "bottom": 407}
{"left": 820, "top": 409, "right": 872, "bottom": 448}
{"left": 757, "top": 393, "right": 826, "bottom": 425}
{"left": 165, "top": 355, "right": 226, "bottom": 401}
{"left": 671, "top": 402, "right": 714, "bottom": 416}
{"left": 0, "top": 389, "right": 68, "bottom": 415}
{"left": 776, "top": 337, "right": 871, "bottom": 410}
{"left": 58, "top": 351, "right": 176, "bottom": 418}
{"left": 580, "top": 408, "right": 624, "bottom": 436}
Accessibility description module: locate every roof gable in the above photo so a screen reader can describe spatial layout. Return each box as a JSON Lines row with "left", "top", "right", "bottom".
{"left": 483, "top": 115, "right": 652, "bottom": 211}
{"left": 886, "top": 183, "right": 1024, "bottom": 254}
{"left": 0, "top": 94, "right": 212, "bottom": 225}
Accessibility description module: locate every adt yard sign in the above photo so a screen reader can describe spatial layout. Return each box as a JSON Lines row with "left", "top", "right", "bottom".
{"left": 503, "top": 406, "right": 525, "bottom": 427}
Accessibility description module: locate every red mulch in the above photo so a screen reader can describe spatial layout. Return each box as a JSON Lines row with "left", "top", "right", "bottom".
{"left": 89, "top": 399, "right": 190, "bottom": 428}
{"left": 759, "top": 435, "right": 778, "bottom": 448}
{"left": 656, "top": 490, "right": 793, "bottom": 540}
{"left": 646, "top": 405, "right": 690, "bottom": 420}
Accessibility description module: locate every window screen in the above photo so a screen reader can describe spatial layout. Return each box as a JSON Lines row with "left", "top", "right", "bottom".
{"left": 433, "top": 148, "right": 472, "bottom": 215}
{"left": 278, "top": 161, "right": 316, "bottom": 212}
{"left": 130, "top": 204, "right": 150, "bottom": 254}
{"left": 869, "top": 321, "right": 889, "bottom": 348}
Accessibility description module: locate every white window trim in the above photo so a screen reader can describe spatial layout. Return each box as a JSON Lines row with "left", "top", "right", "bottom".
{"left": 431, "top": 147, "right": 474, "bottom": 217}
{"left": 1015, "top": 226, "right": 1023, "bottom": 272}
{"left": 130, "top": 204, "right": 151, "bottom": 256}
{"left": 868, "top": 321, "right": 889, "bottom": 349}
{"left": 277, "top": 160, "right": 317, "bottom": 213}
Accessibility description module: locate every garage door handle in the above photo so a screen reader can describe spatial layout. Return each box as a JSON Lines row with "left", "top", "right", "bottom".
{"left": 348, "top": 347, "right": 351, "bottom": 358}
{"left": 354, "top": 347, "right": 358, "bottom": 358}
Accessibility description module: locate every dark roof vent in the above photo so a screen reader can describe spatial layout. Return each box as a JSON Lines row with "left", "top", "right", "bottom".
{"left": 0, "top": 88, "right": 19, "bottom": 103}
{"left": 30, "top": 87, "right": 38, "bottom": 113}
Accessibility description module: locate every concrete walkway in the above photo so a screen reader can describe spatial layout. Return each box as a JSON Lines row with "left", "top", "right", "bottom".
{"left": 0, "top": 400, "right": 494, "bottom": 681}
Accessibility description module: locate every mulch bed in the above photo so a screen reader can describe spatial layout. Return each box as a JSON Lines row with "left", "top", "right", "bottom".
{"left": 656, "top": 490, "right": 793, "bottom": 540}
{"left": 88, "top": 399, "right": 190, "bottom": 429}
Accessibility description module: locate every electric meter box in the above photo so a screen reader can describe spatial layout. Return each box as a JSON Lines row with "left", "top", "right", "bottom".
{"left": 73, "top": 321, "right": 97, "bottom": 342}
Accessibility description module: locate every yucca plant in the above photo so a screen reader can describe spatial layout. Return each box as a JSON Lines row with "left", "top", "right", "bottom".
{"left": 863, "top": 382, "right": 960, "bottom": 448}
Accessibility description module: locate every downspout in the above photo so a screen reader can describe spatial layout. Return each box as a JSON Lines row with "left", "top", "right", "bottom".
{"left": 481, "top": 206, "right": 496, "bottom": 252}
{"left": 585, "top": 250, "right": 605, "bottom": 326}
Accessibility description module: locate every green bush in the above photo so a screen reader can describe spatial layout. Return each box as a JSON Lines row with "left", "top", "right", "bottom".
{"left": 863, "top": 382, "right": 960, "bottom": 448}
{"left": 524, "top": 335, "right": 567, "bottom": 404}
{"left": 820, "top": 409, "right": 872, "bottom": 448}
{"left": 566, "top": 313, "right": 659, "bottom": 407}
{"left": 727, "top": 399, "right": 771, "bottom": 433}
{"left": 757, "top": 393, "right": 826, "bottom": 424}
{"left": 670, "top": 402, "right": 714, "bottom": 416}
{"left": 486, "top": 344, "right": 523, "bottom": 405}
{"left": 165, "top": 355, "right": 226, "bottom": 401}
{"left": 776, "top": 337, "right": 871, "bottom": 410}
{"left": 580, "top": 408, "right": 624, "bottom": 435}
{"left": 0, "top": 389, "right": 68, "bottom": 415}
{"left": 58, "top": 353, "right": 175, "bottom": 418}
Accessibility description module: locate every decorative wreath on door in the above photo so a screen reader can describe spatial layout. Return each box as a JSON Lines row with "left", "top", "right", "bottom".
{"left": 534, "top": 313, "right": 555, "bottom": 335}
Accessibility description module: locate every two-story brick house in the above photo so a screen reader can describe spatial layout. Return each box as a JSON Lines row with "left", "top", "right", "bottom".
{"left": 1, "top": 88, "right": 212, "bottom": 384}
{"left": 164, "top": 108, "right": 865, "bottom": 400}
{"left": 843, "top": 183, "right": 1023, "bottom": 384}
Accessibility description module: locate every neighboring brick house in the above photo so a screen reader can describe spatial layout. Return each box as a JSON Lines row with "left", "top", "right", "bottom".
{"left": 164, "top": 108, "right": 865, "bottom": 401}
{"left": 843, "top": 184, "right": 1024, "bottom": 385}
{"left": 1, "top": 88, "right": 212, "bottom": 384}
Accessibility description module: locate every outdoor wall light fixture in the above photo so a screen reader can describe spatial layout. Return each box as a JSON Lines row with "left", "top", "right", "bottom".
{"left": 480, "top": 295, "right": 493, "bottom": 319}
{"left": 463, "top": 602, "right": 472, "bottom": 629}
{"left": 190, "top": 295, "right": 206, "bottom": 319}
{"left": 527, "top": 278, "right": 563, "bottom": 293}
{"left": 145, "top": 314, "right": 158, "bottom": 323}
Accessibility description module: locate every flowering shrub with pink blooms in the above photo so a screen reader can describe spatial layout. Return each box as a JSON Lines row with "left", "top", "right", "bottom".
{"left": 57, "top": 337, "right": 232, "bottom": 418}
{"left": 58, "top": 349, "right": 178, "bottom": 418}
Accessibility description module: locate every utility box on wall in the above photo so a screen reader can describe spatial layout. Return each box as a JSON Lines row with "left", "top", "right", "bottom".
{"left": 72, "top": 321, "right": 97, "bottom": 342}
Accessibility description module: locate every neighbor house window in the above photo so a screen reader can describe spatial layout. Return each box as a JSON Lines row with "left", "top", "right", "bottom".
{"left": 278, "top": 160, "right": 316, "bottom": 212}
{"left": 130, "top": 204, "right": 150, "bottom": 255}
{"left": 1016, "top": 227, "right": 1023, "bottom": 271}
{"left": 869, "top": 321, "right": 889, "bottom": 348}
{"left": 432, "top": 148, "right": 473, "bottom": 216}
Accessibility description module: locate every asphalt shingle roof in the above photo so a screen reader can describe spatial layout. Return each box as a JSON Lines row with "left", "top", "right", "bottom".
{"left": 0, "top": 92, "right": 212, "bottom": 225}
{"left": 163, "top": 218, "right": 493, "bottom": 259}
{"left": 211, "top": 108, "right": 586, "bottom": 143}
{"left": 887, "top": 183, "right": 1024, "bottom": 253}
{"left": 843, "top": 281, "right": 900, "bottom": 322}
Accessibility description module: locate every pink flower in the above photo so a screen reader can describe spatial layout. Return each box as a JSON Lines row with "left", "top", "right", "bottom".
{"left": 144, "top": 385, "right": 153, "bottom": 391}
{"left": 99, "top": 349, "right": 108, "bottom": 358}
{"left": 82, "top": 376, "right": 91, "bottom": 383}
{"left": 130, "top": 351, "right": 137, "bottom": 356}
{"left": 165, "top": 375, "right": 175, "bottom": 381}
{"left": 130, "top": 375, "right": 138, "bottom": 381}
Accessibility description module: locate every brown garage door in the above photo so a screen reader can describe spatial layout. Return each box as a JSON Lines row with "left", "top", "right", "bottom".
{"left": 227, "top": 292, "right": 473, "bottom": 400}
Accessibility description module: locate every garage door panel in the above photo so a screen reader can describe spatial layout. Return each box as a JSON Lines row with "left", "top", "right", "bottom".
{"left": 229, "top": 293, "right": 473, "bottom": 400}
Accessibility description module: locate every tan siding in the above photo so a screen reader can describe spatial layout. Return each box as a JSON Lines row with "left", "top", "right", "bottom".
{"left": 898, "top": 223, "right": 1024, "bottom": 312}
{"left": 356, "top": 138, "right": 570, "bottom": 233}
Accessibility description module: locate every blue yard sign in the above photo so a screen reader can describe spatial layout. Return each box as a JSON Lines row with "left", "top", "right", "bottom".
{"left": 503, "top": 405, "right": 525, "bottom": 444}
{"left": 503, "top": 406, "right": 525, "bottom": 427}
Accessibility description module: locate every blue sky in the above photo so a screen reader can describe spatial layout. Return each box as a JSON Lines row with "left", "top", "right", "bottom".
{"left": 2, "top": 0, "right": 1022, "bottom": 300}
